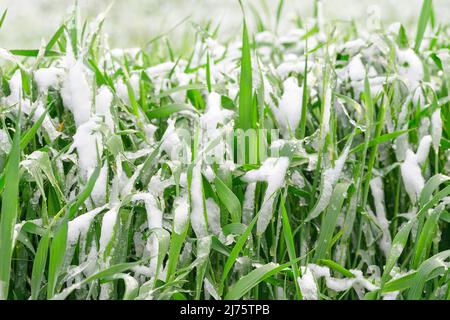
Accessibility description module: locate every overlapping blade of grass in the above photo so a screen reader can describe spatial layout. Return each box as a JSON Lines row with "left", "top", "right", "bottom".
{"left": 381, "top": 219, "right": 414, "bottom": 284}
{"left": 313, "top": 182, "right": 350, "bottom": 261}
{"left": 298, "top": 46, "right": 309, "bottom": 139}
{"left": 414, "top": 0, "right": 433, "bottom": 52}
{"left": 47, "top": 220, "right": 68, "bottom": 299}
{"left": 214, "top": 176, "right": 241, "bottom": 224}
{"left": 152, "top": 228, "right": 171, "bottom": 286}
{"left": 408, "top": 250, "right": 450, "bottom": 299}
{"left": 219, "top": 206, "right": 263, "bottom": 296}
{"left": 103, "top": 273, "right": 139, "bottom": 300}
{"left": 147, "top": 103, "right": 198, "bottom": 119}
{"left": 0, "top": 9, "right": 7, "bottom": 30}
{"left": 52, "top": 259, "right": 150, "bottom": 300}
{"left": 19, "top": 108, "right": 48, "bottom": 149}
{"left": 317, "top": 259, "right": 355, "bottom": 278}
{"left": 280, "top": 196, "right": 303, "bottom": 299}
{"left": 412, "top": 203, "right": 445, "bottom": 269}
{"left": 275, "top": 0, "right": 285, "bottom": 33}
{"left": 0, "top": 117, "right": 21, "bottom": 300}
{"left": 30, "top": 231, "right": 50, "bottom": 300}
{"left": 237, "top": 9, "right": 254, "bottom": 130}
{"left": 419, "top": 174, "right": 450, "bottom": 207}
{"left": 225, "top": 258, "right": 302, "bottom": 300}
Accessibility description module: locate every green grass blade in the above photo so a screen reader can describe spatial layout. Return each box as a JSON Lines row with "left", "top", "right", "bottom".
{"left": 381, "top": 219, "right": 414, "bottom": 284}
{"left": 414, "top": 0, "right": 433, "bottom": 52}
{"left": 219, "top": 206, "right": 263, "bottom": 295}
{"left": 0, "top": 118, "right": 21, "bottom": 300}
{"left": 30, "top": 231, "right": 50, "bottom": 300}
{"left": 280, "top": 196, "right": 303, "bottom": 299}
{"left": 313, "top": 183, "right": 350, "bottom": 261}
{"left": 147, "top": 103, "right": 197, "bottom": 119}
{"left": 214, "top": 176, "right": 241, "bottom": 224}
{"left": 47, "top": 220, "right": 68, "bottom": 299}
{"left": 408, "top": 250, "right": 450, "bottom": 299}
{"left": 0, "top": 9, "right": 7, "bottom": 30}
{"left": 238, "top": 18, "right": 254, "bottom": 130}
{"left": 412, "top": 203, "right": 445, "bottom": 269}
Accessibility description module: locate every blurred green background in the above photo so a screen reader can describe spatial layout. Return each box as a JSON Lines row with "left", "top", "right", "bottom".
{"left": 1, "top": 0, "right": 449, "bottom": 49}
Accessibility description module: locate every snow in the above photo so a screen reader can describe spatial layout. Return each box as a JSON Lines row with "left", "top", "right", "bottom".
{"left": 325, "top": 276, "right": 354, "bottom": 291}
{"left": 200, "top": 92, "right": 233, "bottom": 134}
{"left": 148, "top": 170, "right": 175, "bottom": 196}
{"left": 348, "top": 54, "right": 365, "bottom": 82}
{"left": 242, "top": 182, "right": 256, "bottom": 225}
{"left": 0, "top": 48, "right": 18, "bottom": 63}
{"left": 369, "top": 177, "right": 392, "bottom": 257}
{"left": 397, "top": 48, "right": 424, "bottom": 89}
{"left": 400, "top": 135, "right": 432, "bottom": 203}
{"left": 307, "top": 263, "right": 331, "bottom": 278}
{"left": 197, "top": 236, "right": 212, "bottom": 259}
{"left": 431, "top": 109, "right": 442, "bottom": 152}
{"left": 34, "top": 67, "right": 64, "bottom": 93}
{"left": 60, "top": 61, "right": 92, "bottom": 127}
{"left": 205, "top": 198, "right": 225, "bottom": 241}
{"left": 91, "top": 163, "right": 108, "bottom": 206}
{"left": 95, "top": 86, "right": 114, "bottom": 130}
{"left": 3, "top": 70, "right": 25, "bottom": 107}
{"left": 415, "top": 135, "right": 432, "bottom": 165}
{"left": 190, "top": 164, "right": 207, "bottom": 237}
{"left": 131, "top": 193, "right": 163, "bottom": 229}
{"left": 325, "top": 269, "right": 378, "bottom": 294}
{"left": 146, "top": 62, "right": 176, "bottom": 78}
{"left": 308, "top": 143, "right": 351, "bottom": 220}
{"left": 160, "top": 118, "right": 183, "bottom": 161}
{"left": 115, "top": 74, "right": 140, "bottom": 105}
{"left": 99, "top": 205, "right": 120, "bottom": 255}
{"left": 33, "top": 101, "right": 61, "bottom": 141}
{"left": 320, "top": 85, "right": 332, "bottom": 145}
{"left": 68, "top": 206, "right": 106, "bottom": 246}
{"left": 173, "top": 193, "right": 189, "bottom": 234}
{"left": 297, "top": 268, "right": 318, "bottom": 300}
{"left": 276, "top": 61, "right": 306, "bottom": 79}
{"left": 145, "top": 62, "right": 176, "bottom": 94}
{"left": 69, "top": 117, "right": 102, "bottom": 181}
{"left": 0, "top": 129, "right": 11, "bottom": 154}
{"left": 243, "top": 157, "right": 290, "bottom": 234}
{"left": 270, "top": 77, "right": 303, "bottom": 136}
{"left": 291, "top": 171, "right": 305, "bottom": 188}
{"left": 1, "top": 70, "right": 61, "bottom": 141}
{"left": 204, "top": 278, "right": 220, "bottom": 300}
{"left": 297, "top": 263, "right": 378, "bottom": 298}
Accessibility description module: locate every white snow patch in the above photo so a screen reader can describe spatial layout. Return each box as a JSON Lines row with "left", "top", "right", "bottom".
{"left": 190, "top": 164, "right": 207, "bottom": 237}
{"left": 369, "top": 177, "right": 392, "bottom": 257}
{"left": 297, "top": 268, "right": 318, "bottom": 300}
{"left": 34, "top": 67, "right": 64, "bottom": 93}
{"left": 173, "top": 193, "right": 189, "bottom": 234}
{"left": 270, "top": 77, "right": 302, "bottom": 136}
{"left": 60, "top": 61, "right": 92, "bottom": 127}
{"left": 431, "top": 109, "right": 442, "bottom": 152}
{"left": 243, "top": 157, "right": 290, "bottom": 234}
{"left": 400, "top": 135, "right": 432, "bottom": 203}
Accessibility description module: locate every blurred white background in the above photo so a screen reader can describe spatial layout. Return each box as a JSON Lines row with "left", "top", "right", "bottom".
{"left": 1, "top": 0, "right": 449, "bottom": 48}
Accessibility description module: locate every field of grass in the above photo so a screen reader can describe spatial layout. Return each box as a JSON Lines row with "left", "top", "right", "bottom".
{"left": 0, "top": 0, "right": 449, "bottom": 300}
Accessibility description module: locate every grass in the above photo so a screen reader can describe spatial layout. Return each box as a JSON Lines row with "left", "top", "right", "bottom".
{"left": 0, "top": 0, "right": 449, "bottom": 300}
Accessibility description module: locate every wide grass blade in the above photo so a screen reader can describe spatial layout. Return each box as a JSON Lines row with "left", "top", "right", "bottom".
{"left": 313, "top": 183, "right": 350, "bottom": 261}
{"left": 30, "top": 231, "right": 50, "bottom": 300}
{"left": 214, "top": 176, "right": 241, "bottom": 224}
{"left": 238, "top": 16, "right": 254, "bottom": 130}
{"left": 0, "top": 118, "right": 21, "bottom": 300}
{"left": 414, "top": 0, "right": 433, "bottom": 52}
